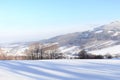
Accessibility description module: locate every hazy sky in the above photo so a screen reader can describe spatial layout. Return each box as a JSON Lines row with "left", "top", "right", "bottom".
{"left": 0, "top": 0, "right": 120, "bottom": 43}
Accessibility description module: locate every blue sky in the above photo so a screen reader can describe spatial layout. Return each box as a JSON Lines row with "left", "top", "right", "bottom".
{"left": 0, "top": 0, "right": 120, "bottom": 43}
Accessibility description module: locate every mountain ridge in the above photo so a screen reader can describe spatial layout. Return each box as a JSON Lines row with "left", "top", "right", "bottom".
{"left": 40, "top": 21, "right": 120, "bottom": 51}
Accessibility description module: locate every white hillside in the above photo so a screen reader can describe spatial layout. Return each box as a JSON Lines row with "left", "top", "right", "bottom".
{"left": 89, "top": 45, "right": 120, "bottom": 55}
{"left": 59, "top": 46, "right": 80, "bottom": 53}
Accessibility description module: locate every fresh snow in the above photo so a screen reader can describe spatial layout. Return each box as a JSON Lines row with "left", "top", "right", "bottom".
{"left": 112, "top": 32, "right": 120, "bottom": 36}
{"left": 95, "top": 30, "right": 103, "bottom": 33}
{"left": 89, "top": 45, "right": 120, "bottom": 55}
{"left": 107, "top": 30, "right": 114, "bottom": 33}
{"left": 0, "top": 60, "right": 120, "bottom": 80}
{"left": 59, "top": 46, "right": 80, "bottom": 53}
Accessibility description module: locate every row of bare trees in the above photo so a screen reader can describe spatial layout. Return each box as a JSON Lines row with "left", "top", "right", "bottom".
{"left": 0, "top": 42, "right": 65, "bottom": 60}
{"left": 24, "top": 42, "right": 65, "bottom": 60}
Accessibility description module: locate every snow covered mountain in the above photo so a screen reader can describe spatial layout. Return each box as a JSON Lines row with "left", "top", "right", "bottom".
{"left": 41, "top": 21, "right": 120, "bottom": 51}
{"left": 1, "top": 21, "right": 120, "bottom": 56}
{"left": 38, "top": 21, "right": 120, "bottom": 56}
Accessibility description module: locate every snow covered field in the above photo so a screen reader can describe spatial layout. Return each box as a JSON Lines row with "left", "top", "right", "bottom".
{"left": 0, "top": 60, "right": 120, "bottom": 80}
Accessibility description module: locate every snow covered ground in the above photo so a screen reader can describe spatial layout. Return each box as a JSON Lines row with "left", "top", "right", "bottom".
{"left": 0, "top": 60, "right": 120, "bottom": 80}
{"left": 89, "top": 45, "right": 120, "bottom": 55}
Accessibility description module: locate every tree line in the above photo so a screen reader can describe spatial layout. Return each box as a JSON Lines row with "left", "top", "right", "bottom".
{"left": 0, "top": 43, "right": 65, "bottom": 60}
{"left": 0, "top": 43, "right": 119, "bottom": 60}
{"left": 78, "top": 49, "right": 113, "bottom": 59}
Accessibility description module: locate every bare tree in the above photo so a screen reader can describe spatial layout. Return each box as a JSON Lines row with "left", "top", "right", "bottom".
{"left": 25, "top": 42, "right": 59, "bottom": 60}
{"left": 25, "top": 42, "right": 43, "bottom": 60}
{"left": 0, "top": 48, "right": 6, "bottom": 60}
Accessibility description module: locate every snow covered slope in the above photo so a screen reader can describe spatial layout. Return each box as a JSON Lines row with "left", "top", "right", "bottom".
{"left": 59, "top": 46, "right": 80, "bottom": 53}
{"left": 41, "top": 21, "right": 120, "bottom": 52}
{"left": 89, "top": 45, "right": 120, "bottom": 55}
{"left": 1, "top": 21, "right": 120, "bottom": 57}
{"left": 0, "top": 60, "right": 120, "bottom": 80}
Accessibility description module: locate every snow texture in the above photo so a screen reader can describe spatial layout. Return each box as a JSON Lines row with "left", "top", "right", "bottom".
{"left": 89, "top": 45, "right": 120, "bottom": 55}
{"left": 0, "top": 60, "right": 120, "bottom": 80}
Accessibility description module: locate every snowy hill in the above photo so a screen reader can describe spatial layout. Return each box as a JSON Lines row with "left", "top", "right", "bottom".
{"left": 40, "top": 21, "right": 120, "bottom": 55}
{"left": 1, "top": 21, "right": 120, "bottom": 57}
{"left": 0, "top": 60, "right": 120, "bottom": 80}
